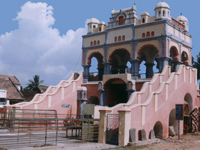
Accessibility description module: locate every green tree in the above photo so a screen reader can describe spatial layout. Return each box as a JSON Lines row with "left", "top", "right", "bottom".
{"left": 24, "top": 75, "right": 44, "bottom": 91}
{"left": 192, "top": 55, "right": 200, "bottom": 80}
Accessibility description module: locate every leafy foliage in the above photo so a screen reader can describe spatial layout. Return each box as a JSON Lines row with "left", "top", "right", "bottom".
{"left": 192, "top": 55, "right": 200, "bottom": 80}
{"left": 24, "top": 75, "right": 44, "bottom": 91}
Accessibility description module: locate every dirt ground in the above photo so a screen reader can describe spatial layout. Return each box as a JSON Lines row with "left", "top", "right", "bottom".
{"left": 106, "top": 132, "right": 200, "bottom": 150}
{"left": 141, "top": 132, "right": 200, "bottom": 150}
{"left": 1, "top": 132, "right": 200, "bottom": 150}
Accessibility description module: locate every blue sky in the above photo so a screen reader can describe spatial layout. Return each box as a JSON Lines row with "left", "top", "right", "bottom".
{"left": 0, "top": 0, "right": 198, "bottom": 86}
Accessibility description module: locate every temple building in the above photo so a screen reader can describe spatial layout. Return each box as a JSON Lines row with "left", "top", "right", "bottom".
{"left": 82, "top": 1, "right": 192, "bottom": 107}
{"left": 10, "top": 1, "right": 199, "bottom": 146}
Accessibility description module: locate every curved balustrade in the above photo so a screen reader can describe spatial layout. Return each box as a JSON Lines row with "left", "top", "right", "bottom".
{"left": 107, "top": 65, "right": 197, "bottom": 142}
{"left": 13, "top": 73, "right": 83, "bottom": 114}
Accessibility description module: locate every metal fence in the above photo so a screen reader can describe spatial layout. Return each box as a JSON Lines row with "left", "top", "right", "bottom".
{"left": 0, "top": 109, "right": 99, "bottom": 149}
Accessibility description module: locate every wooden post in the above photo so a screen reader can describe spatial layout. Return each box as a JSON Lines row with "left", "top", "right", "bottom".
{"left": 178, "top": 120, "right": 180, "bottom": 140}
{"left": 175, "top": 104, "right": 183, "bottom": 141}
{"left": 199, "top": 107, "right": 200, "bottom": 132}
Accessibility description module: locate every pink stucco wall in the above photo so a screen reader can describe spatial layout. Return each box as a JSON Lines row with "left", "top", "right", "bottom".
{"left": 109, "top": 65, "right": 199, "bottom": 142}
{"left": 12, "top": 73, "right": 83, "bottom": 116}
{"left": 130, "top": 66, "right": 198, "bottom": 141}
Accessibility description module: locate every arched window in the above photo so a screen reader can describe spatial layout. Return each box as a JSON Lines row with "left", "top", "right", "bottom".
{"left": 118, "top": 36, "right": 121, "bottom": 41}
{"left": 151, "top": 31, "right": 154, "bottom": 36}
{"left": 122, "top": 35, "right": 125, "bottom": 41}
{"left": 142, "top": 33, "right": 145, "bottom": 37}
{"left": 99, "top": 27, "right": 101, "bottom": 31}
{"left": 93, "top": 25, "right": 96, "bottom": 28}
{"left": 146, "top": 32, "right": 150, "bottom": 37}
{"left": 158, "top": 11, "right": 161, "bottom": 17}
{"left": 142, "top": 18, "right": 145, "bottom": 23}
{"left": 115, "top": 37, "right": 117, "bottom": 42}
{"left": 91, "top": 42, "right": 93, "bottom": 46}
{"left": 118, "top": 16, "right": 124, "bottom": 25}
{"left": 88, "top": 25, "right": 91, "bottom": 32}
{"left": 163, "top": 10, "right": 166, "bottom": 17}
{"left": 181, "top": 51, "right": 189, "bottom": 65}
{"left": 97, "top": 40, "right": 100, "bottom": 45}
{"left": 94, "top": 40, "right": 96, "bottom": 45}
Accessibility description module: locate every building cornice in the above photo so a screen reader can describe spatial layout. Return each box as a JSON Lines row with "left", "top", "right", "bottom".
{"left": 82, "top": 34, "right": 192, "bottom": 50}
{"left": 166, "top": 20, "right": 192, "bottom": 37}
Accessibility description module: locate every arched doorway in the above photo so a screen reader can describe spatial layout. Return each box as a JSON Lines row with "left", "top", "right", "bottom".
{"left": 109, "top": 49, "right": 130, "bottom": 74}
{"left": 181, "top": 51, "right": 189, "bottom": 65}
{"left": 88, "top": 52, "right": 104, "bottom": 81}
{"left": 169, "top": 109, "right": 178, "bottom": 135}
{"left": 183, "top": 93, "right": 194, "bottom": 134}
{"left": 170, "top": 46, "right": 179, "bottom": 61}
{"left": 104, "top": 78, "right": 128, "bottom": 107}
{"left": 118, "top": 16, "right": 124, "bottom": 25}
{"left": 184, "top": 93, "right": 193, "bottom": 113}
{"left": 169, "top": 46, "right": 180, "bottom": 72}
{"left": 137, "top": 45, "right": 159, "bottom": 78}
{"left": 153, "top": 121, "right": 163, "bottom": 138}
{"left": 88, "top": 96, "right": 99, "bottom": 105}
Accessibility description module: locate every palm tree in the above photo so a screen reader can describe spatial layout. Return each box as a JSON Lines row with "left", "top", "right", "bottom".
{"left": 192, "top": 55, "right": 200, "bottom": 80}
{"left": 24, "top": 75, "right": 44, "bottom": 91}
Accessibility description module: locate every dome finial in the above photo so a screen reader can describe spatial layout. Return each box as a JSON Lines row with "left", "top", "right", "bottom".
{"left": 155, "top": 1, "right": 170, "bottom": 9}
{"left": 133, "top": 3, "right": 137, "bottom": 10}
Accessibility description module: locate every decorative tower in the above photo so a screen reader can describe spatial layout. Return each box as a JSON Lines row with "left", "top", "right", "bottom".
{"left": 177, "top": 14, "right": 189, "bottom": 31}
{"left": 155, "top": 1, "right": 171, "bottom": 20}
{"left": 87, "top": 18, "right": 99, "bottom": 34}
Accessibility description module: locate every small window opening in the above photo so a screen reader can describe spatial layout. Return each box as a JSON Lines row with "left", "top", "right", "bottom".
{"left": 90, "top": 42, "right": 93, "bottom": 46}
{"left": 146, "top": 32, "right": 150, "bottom": 37}
{"left": 151, "top": 31, "right": 154, "bottom": 36}
{"left": 142, "top": 33, "right": 145, "bottom": 37}
{"left": 122, "top": 35, "right": 125, "bottom": 41}
{"left": 142, "top": 18, "right": 145, "bottom": 23}
{"left": 118, "top": 16, "right": 124, "bottom": 25}
{"left": 158, "top": 11, "right": 161, "bottom": 17}
{"left": 118, "top": 36, "right": 121, "bottom": 41}
{"left": 115, "top": 37, "right": 117, "bottom": 42}
{"left": 99, "top": 27, "right": 101, "bottom": 31}
{"left": 163, "top": 10, "right": 166, "bottom": 17}
{"left": 97, "top": 40, "right": 100, "bottom": 45}
{"left": 89, "top": 25, "right": 91, "bottom": 31}
{"left": 93, "top": 25, "right": 96, "bottom": 28}
{"left": 94, "top": 41, "right": 96, "bottom": 45}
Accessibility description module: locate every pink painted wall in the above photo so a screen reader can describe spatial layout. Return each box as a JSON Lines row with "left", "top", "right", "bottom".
{"left": 12, "top": 73, "right": 83, "bottom": 116}
{"left": 129, "top": 66, "right": 198, "bottom": 141}
{"left": 108, "top": 65, "right": 199, "bottom": 142}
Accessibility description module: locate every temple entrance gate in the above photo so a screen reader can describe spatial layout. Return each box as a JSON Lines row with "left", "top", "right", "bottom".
{"left": 106, "top": 114, "right": 119, "bottom": 145}
{"left": 104, "top": 78, "right": 128, "bottom": 107}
